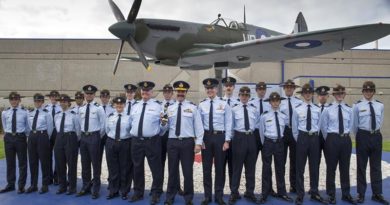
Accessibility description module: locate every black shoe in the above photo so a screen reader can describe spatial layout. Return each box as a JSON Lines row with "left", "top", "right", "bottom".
{"left": 215, "top": 198, "right": 227, "bottom": 205}
{"left": 244, "top": 192, "right": 257, "bottom": 203}
{"left": 185, "top": 201, "right": 193, "bottom": 205}
{"left": 17, "top": 187, "right": 25, "bottom": 194}
{"left": 290, "top": 187, "right": 297, "bottom": 193}
{"left": 91, "top": 192, "right": 99, "bottom": 199}
{"left": 25, "top": 186, "right": 38, "bottom": 194}
{"left": 150, "top": 194, "right": 160, "bottom": 205}
{"left": 56, "top": 188, "right": 67, "bottom": 194}
{"left": 76, "top": 189, "right": 90, "bottom": 197}
{"left": 372, "top": 194, "right": 389, "bottom": 205}
{"left": 164, "top": 200, "right": 174, "bottom": 205}
{"left": 66, "top": 189, "right": 76, "bottom": 195}
{"left": 356, "top": 194, "right": 365, "bottom": 204}
{"left": 311, "top": 193, "right": 328, "bottom": 204}
{"left": 178, "top": 188, "right": 185, "bottom": 196}
{"left": 296, "top": 196, "right": 303, "bottom": 205}
{"left": 39, "top": 186, "right": 49, "bottom": 194}
{"left": 271, "top": 189, "right": 278, "bottom": 197}
{"left": 229, "top": 194, "right": 240, "bottom": 205}
{"left": 106, "top": 192, "right": 119, "bottom": 200}
{"left": 257, "top": 195, "right": 267, "bottom": 204}
{"left": 201, "top": 197, "right": 212, "bottom": 205}
{"left": 121, "top": 193, "right": 128, "bottom": 200}
{"left": 342, "top": 195, "right": 356, "bottom": 205}
{"left": 328, "top": 195, "right": 336, "bottom": 204}
{"left": 0, "top": 185, "right": 15, "bottom": 193}
{"left": 129, "top": 194, "right": 144, "bottom": 202}
{"left": 53, "top": 179, "right": 59, "bottom": 186}
{"left": 278, "top": 194, "right": 294, "bottom": 203}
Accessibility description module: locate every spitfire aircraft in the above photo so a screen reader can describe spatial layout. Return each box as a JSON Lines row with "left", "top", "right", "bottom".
{"left": 108, "top": 0, "right": 390, "bottom": 74}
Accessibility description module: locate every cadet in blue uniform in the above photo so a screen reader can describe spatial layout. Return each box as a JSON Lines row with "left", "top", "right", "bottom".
{"left": 292, "top": 84, "right": 326, "bottom": 205}
{"left": 228, "top": 86, "right": 259, "bottom": 205}
{"left": 123, "top": 83, "right": 137, "bottom": 195}
{"left": 222, "top": 76, "right": 238, "bottom": 194}
{"left": 319, "top": 85, "right": 356, "bottom": 204}
{"left": 105, "top": 96, "right": 132, "bottom": 200}
{"left": 314, "top": 86, "right": 330, "bottom": 168}
{"left": 77, "top": 85, "right": 106, "bottom": 199}
{"left": 352, "top": 81, "right": 389, "bottom": 205}
{"left": 163, "top": 81, "right": 204, "bottom": 205}
{"left": 279, "top": 79, "right": 302, "bottom": 193}
{"left": 54, "top": 94, "right": 81, "bottom": 195}
{"left": 71, "top": 91, "right": 84, "bottom": 114}
{"left": 129, "top": 81, "right": 165, "bottom": 205}
{"left": 0, "top": 92, "right": 29, "bottom": 194}
{"left": 45, "top": 90, "right": 62, "bottom": 185}
{"left": 257, "top": 92, "right": 293, "bottom": 204}
{"left": 199, "top": 78, "right": 232, "bottom": 205}
{"left": 26, "top": 93, "right": 53, "bottom": 194}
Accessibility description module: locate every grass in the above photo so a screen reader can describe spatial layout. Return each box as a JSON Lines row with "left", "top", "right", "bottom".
{"left": 0, "top": 138, "right": 4, "bottom": 159}
{"left": 352, "top": 140, "right": 390, "bottom": 152}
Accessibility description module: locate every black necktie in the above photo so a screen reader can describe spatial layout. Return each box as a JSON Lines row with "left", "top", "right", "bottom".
{"left": 127, "top": 102, "right": 132, "bottom": 115}
{"left": 321, "top": 104, "right": 325, "bottom": 113}
{"left": 209, "top": 100, "right": 214, "bottom": 131}
{"left": 338, "top": 104, "right": 344, "bottom": 134}
{"left": 115, "top": 114, "right": 121, "bottom": 140}
{"left": 84, "top": 103, "right": 90, "bottom": 132}
{"left": 59, "top": 113, "right": 65, "bottom": 136}
{"left": 12, "top": 108, "right": 17, "bottom": 133}
{"left": 275, "top": 111, "right": 281, "bottom": 139}
{"left": 138, "top": 102, "right": 147, "bottom": 137}
{"left": 288, "top": 97, "right": 293, "bottom": 126}
{"left": 260, "top": 99, "right": 264, "bottom": 115}
{"left": 175, "top": 103, "right": 182, "bottom": 136}
{"left": 243, "top": 104, "right": 250, "bottom": 131}
{"left": 306, "top": 104, "right": 312, "bottom": 131}
{"left": 52, "top": 105, "right": 56, "bottom": 125}
{"left": 103, "top": 105, "right": 106, "bottom": 112}
{"left": 369, "top": 102, "right": 376, "bottom": 131}
{"left": 227, "top": 99, "right": 231, "bottom": 106}
{"left": 32, "top": 110, "right": 39, "bottom": 130}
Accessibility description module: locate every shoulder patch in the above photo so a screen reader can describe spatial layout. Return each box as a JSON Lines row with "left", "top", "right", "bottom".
{"left": 375, "top": 100, "right": 383, "bottom": 104}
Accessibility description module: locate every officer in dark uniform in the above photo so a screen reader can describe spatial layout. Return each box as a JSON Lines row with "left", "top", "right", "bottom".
{"left": 292, "top": 84, "right": 326, "bottom": 205}
{"left": 54, "top": 94, "right": 81, "bottom": 195}
{"left": 124, "top": 83, "right": 138, "bottom": 195}
{"left": 199, "top": 78, "right": 232, "bottom": 205}
{"left": 279, "top": 79, "right": 302, "bottom": 193}
{"left": 45, "top": 90, "right": 62, "bottom": 185}
{"left": 0, "top": 92, "right": 29, "bottom": 194}
{"left": 71, "top": 91, "right": 85, "bottom": 114}
{"left": 221, "top": 77, "right": 238, "bottom": 195}
{"left": 162, "top": 81, "right": 204, "bottom": 205}
{"left": 26, "top": 93, "right": 53, "bottom": 194}
{"left": 228, "top": 86, "right": 259, "bottom": 205}
{"left": 352, "top": 81, "right": 389, "bottom": 205}
{"left": 105, "top": 96, "right": 132, "bottom": 200}
{"left": 315, "top": 86, "right": 330, "bottom": 165}
{"left": 129, "top": 81, "right": 165, "bottom": 205}
{"left": 319, "top": 85, "right": 356, "bottom": 204}
{"left": 77, "top": 85, "right": 106, "bottom": 199}
{"left": 257, "top": 92, "right": 293, "bottom": 204}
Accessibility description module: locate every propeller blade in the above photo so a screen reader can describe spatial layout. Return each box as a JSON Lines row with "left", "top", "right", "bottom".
{"left": 108, "top": 0, "right": 125, "bottom": 22}
{"left": 127, "top": 0, "right": 142, "bottom": 23}
{"left": 128, "top": 37, "right": 151, "bottom": 71}
{"left": 112, "top": 40, "right": 125, "bottom": 75}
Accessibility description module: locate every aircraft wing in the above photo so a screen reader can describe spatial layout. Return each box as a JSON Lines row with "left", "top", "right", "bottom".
{"left": 179, "top": 23, "right": 390, "bottom": 67}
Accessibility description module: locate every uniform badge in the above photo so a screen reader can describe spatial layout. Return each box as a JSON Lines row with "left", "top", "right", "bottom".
{"left": 184, "top": 108, "right": 193, "bottom": 113}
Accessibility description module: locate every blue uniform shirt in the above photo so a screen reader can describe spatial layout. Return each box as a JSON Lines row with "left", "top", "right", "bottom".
{"left": 280, "top": 96, "right": 303, "bottom": 127}
{"left": 259, "top": 109, "right": 288, "bottom": 143}
{"left": 319, "top": 102, "right": 352, "bottom": 139}
{"left": 223, "top": 96, "right": 239, "bottom": 107}
{"left": 351, "top": 98, "right": 384, "bottom": 134}
{"left": 54, "top": 110, "right": 81, "bottom": 140}
{"left": 231, "top": 102, "right": 260, "bottom": 133}
{"left": 102, "top": 103, "right": 115, "bottom": 117}
{"left": 164, "top": 100, "right": 204, "bottom": 145}
{"left": 28, "top": 107, "right": 54, "bottom": 138}
{"left": 79, "top": 101, "right": 106, "bottom": 137}
{"left": 125, "top": 99, "right": 137, "bottom": 115}
{"left": 250, "top": 96, "right": 272, "bottom": 116}
{"left": 129, "top": 99, "right": 165, "bottom": 137}
{"left": 105, "top": 111, "right": 131, "bottom": 140}
{"left": 2, "top": 106, "right": 30, "bottom": 135}
{"left": 198, "top": 97, "right": 233, "bottom": 141}
{"left": 292, "top": 102, "right": 321, "bottom": 140}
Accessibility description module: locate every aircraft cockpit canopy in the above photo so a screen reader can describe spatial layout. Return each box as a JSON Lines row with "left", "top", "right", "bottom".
{"left": 210, "top": 14, "right": 245, "bottom": 30}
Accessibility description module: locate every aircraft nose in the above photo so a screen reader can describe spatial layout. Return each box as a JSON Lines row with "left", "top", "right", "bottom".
{"left": 108, "top": 21, "right": 136, "bottom": 40}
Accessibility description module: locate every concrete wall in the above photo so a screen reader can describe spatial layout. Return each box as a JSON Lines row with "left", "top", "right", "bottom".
{"left": 0, "top": 39, "right": 389, "bottom": 137}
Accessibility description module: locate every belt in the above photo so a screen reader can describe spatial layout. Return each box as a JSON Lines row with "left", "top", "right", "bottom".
{"left": 204, "top": 130, "right": 225, "bottom": 135}
{"left": 234, "top": 130, "right": 254, "bottom": 135}
{"left": 107, "top": 137, "right": 131, "bottom": 142}
{"left": 135, "top": 136, "right": 157, "bottom": 141}
{"left": 169, "top": 137, "right": 194, "bottom": 141}
{"left": 328, "top": 132, "right": 349, "bottom": 137}
{"left": 31, "top": 130, "right": 47, "bottom": 134}
{"left": 265, "top": 137, "right": 283, "bottom": 143}
{"left": 82, "top": 131, "right": 100, "bottom": 136}
{"left": 6, "top": 132, "right": 25, "bottom": 136}
{"left": 59, "top": 131, "right": 76, "bottom": 136}
{"left": 299, "top": 130, "right": 318, "bottom": 136}
{"left": 358, "top": 129, "right": 381, "bottom": 135}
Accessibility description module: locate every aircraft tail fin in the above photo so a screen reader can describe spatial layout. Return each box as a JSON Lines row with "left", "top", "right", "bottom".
{"left": 292, "top": 12, "right": 308, "bottom": 33}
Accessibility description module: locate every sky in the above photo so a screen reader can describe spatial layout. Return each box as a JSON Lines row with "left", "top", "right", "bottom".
{"left": 0, "top": 0, "right": 389, "bottom": 49}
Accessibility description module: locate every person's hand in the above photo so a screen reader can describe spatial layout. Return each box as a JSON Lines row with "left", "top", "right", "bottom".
{"left": 194, "top": 145, "right": 202, "bottom": 153}
{"left": 222, "top": 141, "right": 230, "bottom": 151}
{"left": 202, "top": 142, "right": 206, "bottom": 150}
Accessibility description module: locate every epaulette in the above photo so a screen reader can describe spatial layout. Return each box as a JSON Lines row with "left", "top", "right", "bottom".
{"left": 108, "top": 113, "right": 114, "bottom": 117}
{"left": 263, "top": 111, "right": 269, "bottom": 114}
{"left": 294, "top": 96, "right": 301, "bottom": 100}
{"left": 6, "top": 107, "right": 11, "bottom": 110}
{"left": 70, "top": 111, "right": 76, "bottom": 114}
{"left": 355, "top": 100, "right": 362, "bottom": 104}
{"left": 237, "top": 99, "right": 241, "bottom": 102}
{"left": 56, "top": 111, "right": 61, "bottom": 114}
{"left": 280, "top": 111, "right": 287, "bottom": 116}
{"left": 133, "top": 101, "right": 139, "bottom": 105}
{"left": 345, "top": 104, "right": 351, "bottom": 108}
{"left": 154, "top": 100, "right": 162, "bottom": 104}
{"left": 43, "top": 108, "right": 49, "bottom": 112}
{"left": 21, "top": 106, "right": 26, "bottom": 110}
{"left": 188, "top": 101, "right": 196, "bottom": 106}
{"left": 219, "top": 97, "right": 226, "bottom": 101}
{"left": 327, "top": 103, "right": 333, "bottom": 107}
{"left": 200, "top": 98, "right": 207, "bottom": 102}
{"left": 249, "top": 103, "right": 256, "bottom": 108}
{"left": 295, "top": 104, "right": 302, "bottom": 108}
{"left": 94, "top": 102, "right": 100, "bottom": 106}
{"left": 29, "top": 108, "right": 34, "bottom": 112}
{"left": 313, "top": 104, "right": 320, "bottom": 108}
{"left": 232, "top": 103, "right": 239, "bottom": 107}
{"left": 250, "top": 98, "right": 254, "bottom": 101}
{"left": 375, "top": 100, "right": 383, "bottom": 104}
{"left": 44, "top": 104, "right": 49, "bottom": 107}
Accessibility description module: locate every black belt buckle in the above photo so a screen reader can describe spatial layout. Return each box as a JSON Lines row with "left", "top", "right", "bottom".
{"left": 308, "top": 131, "right": 316, "bottom": 136}
{"left": 115, "top": 138, "right": 121, "bottom": 142}
{"left": 245, "top": 131, "right": 252, "bottom": 135}
{"left": 12, "top": 133, "right": 16, "bottom": 136}
{"left": 85, "top": 132, "right": 90, "bottom": 136}
{"left": 178, "top": 137, "right": 183, "bottom": 140}
{"left": 370, "top": 130, "right": 379, "bottom": 135}
{"left": 139, "top": 137, "right": 145, "bottom": 140}
{"left": 213, "top": 131, "right": 218, "bottom": 135}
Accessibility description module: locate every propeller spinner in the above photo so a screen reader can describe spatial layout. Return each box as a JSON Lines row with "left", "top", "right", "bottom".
{"left": 108, "top": 0, "right": 151, "bottom": 74}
